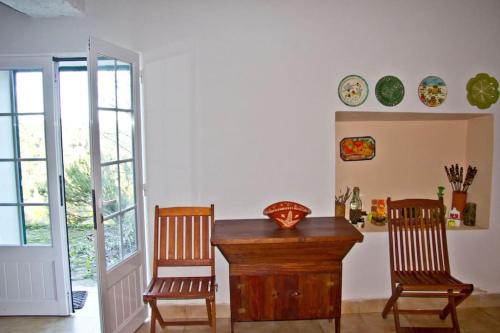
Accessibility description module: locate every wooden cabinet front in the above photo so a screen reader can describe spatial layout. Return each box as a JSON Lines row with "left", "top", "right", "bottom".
{"left": 212, "top": 217, "right": 363, "bottom": 333}
{"left": 231, "top": 271, "right": 339, "bottom": 321}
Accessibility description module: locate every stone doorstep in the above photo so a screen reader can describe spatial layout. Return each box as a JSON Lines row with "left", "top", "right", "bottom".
{"left": 155, "top": 293, "right": 500, "bottom": 319}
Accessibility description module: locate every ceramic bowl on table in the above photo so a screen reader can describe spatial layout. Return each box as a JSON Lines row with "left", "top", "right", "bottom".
{"left": 263, "top": 201, "right": 311, "bottom": 229}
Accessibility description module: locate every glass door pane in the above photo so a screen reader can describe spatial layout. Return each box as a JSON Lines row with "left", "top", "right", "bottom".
{"left": 96, "top": 57, "right": 137, "bottom": 269}
{"left": 0, "top": 70, "right": 51, "bottom": 246}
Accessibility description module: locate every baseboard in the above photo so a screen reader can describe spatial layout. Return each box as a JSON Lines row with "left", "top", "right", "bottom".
{"left": 155, "top": 292, "right": 500, "bottom": 319}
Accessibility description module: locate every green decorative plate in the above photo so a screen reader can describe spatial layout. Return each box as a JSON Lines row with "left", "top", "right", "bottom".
{"left": 375, "top": 75, "right": 404, "bottom": 106}
{"left": 466, "top": 73, "right": 499, "bottom": 109}
{"left": 338, "top": 75, "right": 369, "bottom": 107}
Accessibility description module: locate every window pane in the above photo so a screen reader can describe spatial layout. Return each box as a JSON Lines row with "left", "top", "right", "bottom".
{"left": 118, "top": 111, "right": 133, "bottom": 160}
{"left": 104, "top": 216, "right": 121, "bottom": 268}
{"left": 18, "top": 115, "right": 46, "bottom": 158}
{"left": 0, "top": 116, "right": 14, "bottom": 158}
{"left": 102, "top": 164, "right": 119, "bottom": 217}
{"left": 119, "top": 162, "right": 135, "bottom": 209}
{"left": 0, "top": 206, "right": 20, "bottom": 245}
{"left": 122, "top": 209, "right": 137, "bottom": 259}
{"left": 97, "top": 57, "right": 116, "bottom": 109}
{"left": 0, "top": 71, "right": 12, "bottom": 114}
{"left": 24, "top": 205, "right": 51, "bottom": 245}
{"left": 15, "top": 71, "right": 44, "bottom": 114}
{"left": 60, "top": 70, "right": 90, "bottom": 160}
{"left": 0, "top": 161, "right": 17, "bottom": 203}
{"left": 116, "top": 61, "right": 131, "bottom": 110}
{"left": 20, "top": 161, "right": 48, "bottom": 203}
{"left": 99, "top": 110, "right": 117, "bottom": 162}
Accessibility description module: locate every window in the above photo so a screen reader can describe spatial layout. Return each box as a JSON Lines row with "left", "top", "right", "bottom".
{"left": 0, "top": 70, "right": 51, "bottom": 246}
{"left": 96, "top": 57, "right": 138, "bottom": 268}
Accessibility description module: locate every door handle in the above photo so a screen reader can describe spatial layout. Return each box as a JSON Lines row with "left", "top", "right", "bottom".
{"left": 58, "top": 175, "right": 65, "bottom": 206}
{"left": 91, "top": 189, "right": 97, "bottom": 230}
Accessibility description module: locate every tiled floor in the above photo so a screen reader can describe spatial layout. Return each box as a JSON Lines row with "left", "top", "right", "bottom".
{"left": 0, "top": 286, "right": 100, "bottom": 333}
{"left": 135, "top": 307, "right": 500, "bottom": 333}
{"left": 2, "top": 306, "right": 498, "bottom": 333}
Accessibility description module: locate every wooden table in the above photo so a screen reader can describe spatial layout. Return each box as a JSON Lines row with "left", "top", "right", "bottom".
{"left": 212, "top": 217, "right": 363, "bottom": 333}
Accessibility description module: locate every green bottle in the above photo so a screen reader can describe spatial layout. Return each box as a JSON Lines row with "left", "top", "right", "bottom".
{"left": 437, "top": 186, "right": 447, "bottom": 217}
{"left": 349, "top": 187, "right": 362, "bottom": 224}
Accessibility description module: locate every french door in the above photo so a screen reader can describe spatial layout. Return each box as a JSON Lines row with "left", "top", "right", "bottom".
{"left": 0, "top": 56, "right": 71, "bottom": 315}
{"left": 88, "top": 37, "right": 147, "bottom": 333}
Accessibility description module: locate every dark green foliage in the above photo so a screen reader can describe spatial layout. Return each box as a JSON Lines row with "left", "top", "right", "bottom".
{"left": 63, "top": 158, "right": 96, "bottom": 279}
{"left": 65, "top": 158, "right": 93, "bottom": 226}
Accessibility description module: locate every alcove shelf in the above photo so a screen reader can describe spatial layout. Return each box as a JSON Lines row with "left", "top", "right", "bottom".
{"left": 335, "top": 111, "right": 493, "bottom": 229}
{"left": 352, "top": 222, "right": 488, "bottom": 233}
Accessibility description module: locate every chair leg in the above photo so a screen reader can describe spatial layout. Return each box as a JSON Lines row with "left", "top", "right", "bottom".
{"left": 382, "top": 287, "right": 402, "bottom": 318}
{"left": 448, "top": 290, "right": 461, "bottom": 333}
{"left": 440, "top": 287, "right": 472, "bottom": 320}
{"left": 382, "top": 294, "right": 397, "bottom": 318}
{"left": 206, "top": 296, "right": 216, "bottom": 333}
{"left": 150, "top": 300, "right": 167, "bottom": 327}
{"left": 392, "top": 300, "right": 402, "bottom": 333}
{"left": 206, "top": 298, "right": 212, "bottom": 326}
{"left": 149, "top": 301, "right": 157, "bottom": 333}
{"left": 211, "top": 298, "right": 217, "bottom": 333}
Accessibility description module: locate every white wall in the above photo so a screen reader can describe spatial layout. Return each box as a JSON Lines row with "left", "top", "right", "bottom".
{"left": 2, "top": 0, "right": 500, "bottom": 303}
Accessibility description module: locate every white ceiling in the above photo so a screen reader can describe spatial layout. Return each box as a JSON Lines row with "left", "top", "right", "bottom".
{"left": 0, "top": 0, "right": 84, "bottom": 17}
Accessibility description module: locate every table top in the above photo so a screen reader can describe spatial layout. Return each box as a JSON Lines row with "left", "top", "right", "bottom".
{"left": 211, "top": 216, "right": 364, "bottom": 245}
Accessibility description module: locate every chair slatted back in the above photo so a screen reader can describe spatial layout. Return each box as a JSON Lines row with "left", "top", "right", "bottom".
{"left": 153, "top": 205, "right": 215, "bottom": 279}
{"left": 386, "top": 198, "right": 450, "bottom": 279}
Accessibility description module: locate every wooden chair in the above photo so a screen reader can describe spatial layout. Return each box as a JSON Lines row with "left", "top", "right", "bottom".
{"left": 382, "top": 198, "right": 473, "bottom": 333}
{"left": 143, "top": 205, "right": 217, "bottom": 333}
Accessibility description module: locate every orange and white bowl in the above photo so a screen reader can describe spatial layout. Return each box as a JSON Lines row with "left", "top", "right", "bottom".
{"left": 263, "top": 201, "right": 311, "bottom": 229}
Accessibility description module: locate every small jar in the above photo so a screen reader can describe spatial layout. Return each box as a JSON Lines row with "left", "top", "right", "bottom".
{"left": 463, "top": 203, "right": 476, "bottom": 226}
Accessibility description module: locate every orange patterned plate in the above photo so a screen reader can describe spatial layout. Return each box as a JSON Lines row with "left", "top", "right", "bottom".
{"left": 263, "top": 201, "right": 311, "bottom": 229}
{"left": 340, "top": 136, "right": 376, "bottom": 161}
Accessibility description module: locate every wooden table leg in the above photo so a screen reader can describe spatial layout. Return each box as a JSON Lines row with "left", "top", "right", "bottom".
{"left": 335, "top": 317, "right": 340, "bottom": 333}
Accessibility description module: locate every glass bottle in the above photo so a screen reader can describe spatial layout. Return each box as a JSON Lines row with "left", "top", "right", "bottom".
{"left": 349, "top": 186, "right": 362, "bottom": 224}
{"left": 436, "top": 185, "right": 447, "bottom": 218}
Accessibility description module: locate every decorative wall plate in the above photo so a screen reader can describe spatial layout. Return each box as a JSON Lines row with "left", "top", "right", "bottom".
{"left": 375, "top": 76, "right": 404, "bottom": 106}
{"left": 338, "top": 75, "right": 369, "bottom": 107}
{"left": 418, "top": 76, "right": 447, "bottom": 107}
{"left": 263, "top": 201, "right": 311, "bottom": 229}
{"left": 340, "top": 136, "right": 376, "bottom": 161}
{"left": 466, "top": 73, "right": 499, "bottom": 109}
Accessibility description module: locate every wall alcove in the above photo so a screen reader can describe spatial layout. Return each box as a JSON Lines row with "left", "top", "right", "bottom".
{"left": 335, "top": 111, "right": 493, "bottom": 230}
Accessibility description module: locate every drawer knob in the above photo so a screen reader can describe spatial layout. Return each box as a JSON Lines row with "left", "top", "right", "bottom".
{"left": 291, "top": 291, "right": 301, "bottom": 297}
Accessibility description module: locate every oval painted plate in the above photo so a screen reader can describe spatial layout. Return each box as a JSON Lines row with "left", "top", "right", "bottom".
{"left": 466, "top": 73, "right": 499, "bottom": 109}
{"left": 375, "top": 75, "right": 404, "bottom": 106}
{"left": 340, "top": 136, "right": 376, "bottom": 161}
{"left": 338, "top": 75, "right": 369, "bottom": 107}
{"left": 418, "top": 76, "right": 447, "bottom": 107}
